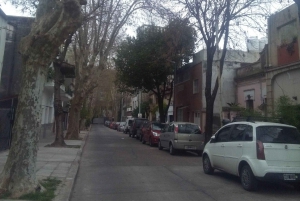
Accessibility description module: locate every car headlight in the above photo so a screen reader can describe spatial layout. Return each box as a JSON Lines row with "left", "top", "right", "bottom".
{"left": 152, "top": 132, "right": 159, "bottom": 136}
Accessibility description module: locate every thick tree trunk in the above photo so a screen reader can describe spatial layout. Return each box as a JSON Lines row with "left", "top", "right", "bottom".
{"left": 158, "top": 96, "right": 166, "bottom": 123}
{"left": 66, "top": 96, "right": 81, "bottom": 139}
{"left": 50, "top": 62, "right": 66, "bottom": 147}
{"left": 0, "top": 0, "right": 84, "bottom": 197}
{"left": 0, "top": 62, "right": 46, "bottom": 197}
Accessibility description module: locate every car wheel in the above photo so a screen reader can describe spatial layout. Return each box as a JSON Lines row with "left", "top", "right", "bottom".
{"left": 203, "top": 155, "right": 214, "bottom": 174}
{"left": 169, "top": 143, "right": 176, "bottom": 155}
{"left": 149, "top": 138, "right": 153, "bottom": 147}
{"left": 240, "top": 165, "right": 258, "bottom": 191}
{"left": 129, "top": 132, "right": 131, "bottom": 137}
{"left": 158, "top": 141, "right": 163, "bottom": 150}
{"left": 139, "top": 135, "right": 143, "bottom": 142}
{"left": 142, "top": 136, "right": 146, "bottom": 144}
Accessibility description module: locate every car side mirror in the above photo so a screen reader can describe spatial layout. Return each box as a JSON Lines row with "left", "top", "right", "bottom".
{"left": 210, "top": 136, "right": 216, "bottom": 143}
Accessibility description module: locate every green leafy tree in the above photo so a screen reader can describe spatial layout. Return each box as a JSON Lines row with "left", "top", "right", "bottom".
{"left": 115, "top": 18, "right": 196, "bottom": 122}
{"left": 275, "top": 96, "right": 300, "bottom": 130}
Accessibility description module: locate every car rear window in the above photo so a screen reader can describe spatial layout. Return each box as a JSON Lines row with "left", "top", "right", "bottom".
{"left": 256, "top": 126, "right": 300, "bottom": 144}
{"left": 135, "top": 119, "right": 147, "bottom": 126}
{"left": 178, "top": 124, "right": 201, "bottom": 134}
{"left": 128, "top": 120, "right": 133, "bottom": 125}
{"left": 152, "top": 123, "right": 165, "bottom": 130}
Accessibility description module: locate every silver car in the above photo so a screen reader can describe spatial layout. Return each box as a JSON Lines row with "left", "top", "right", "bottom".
{"left": 158, "top": 122, "right": 204, "bottom": 156}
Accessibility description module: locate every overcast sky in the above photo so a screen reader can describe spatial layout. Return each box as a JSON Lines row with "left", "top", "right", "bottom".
{"left": 0, "top": 1, "right": 31, "bottom": 17}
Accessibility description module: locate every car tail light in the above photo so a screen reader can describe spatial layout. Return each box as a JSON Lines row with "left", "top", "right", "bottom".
{"left": 256, "top": 140, "right": 265, "bottom": 160}
{"left": 174, "top": 126, "right": 178, "bottom": 133}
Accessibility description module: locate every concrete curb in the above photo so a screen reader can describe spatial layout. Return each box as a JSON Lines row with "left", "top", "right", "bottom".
{"left": 53, "top": 130, "right": 90, "bottom": 201}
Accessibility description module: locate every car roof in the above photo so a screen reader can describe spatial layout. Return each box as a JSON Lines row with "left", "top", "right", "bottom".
{"left": 172, "top": 121, "right": 199, "bottom": 125}
{"left": 225, "top": 121, "right": 296, "bottom": 128}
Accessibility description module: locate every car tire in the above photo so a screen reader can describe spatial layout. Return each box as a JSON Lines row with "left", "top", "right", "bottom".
{"left": 149, "top": 138, "right": 153, "bottom": 147}
{"left": 240, "top": 165, "right": 258, "bottom": 191}
{"left": 139, "top": 135, "right": 143, "bottom": 142}
{"left": 142, "top": 136, "right": 146, "bottom": 144}
{"left": 169, "top": 143, "right": 176, "bottom": 155}
{"left": 203, "top": 155, "right": 214, "bottom": 174}
{"left": 158, "top": 141, "right": 163, "bottom": 150}
{"left": 129, "top": 132, "right": 131, "bottom": 137}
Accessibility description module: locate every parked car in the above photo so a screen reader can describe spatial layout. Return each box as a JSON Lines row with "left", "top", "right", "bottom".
{"left": 136, "top": 121, "right": 149, "bottom": 141}
{"left": 129, "top": 118, "right": 148, "bottom": 138}
{"left": 141, "top": 122, "right": 165, "bottom": 146}
{"left": 109, "top": 121, "right": 116, "bottom": 129}
{"left": 114, "top": 122, "right": 120, "bottom": 130}
{"left": 158, "top": 122, "right": 203, "bottom": 156}
{"left": 105, "top": 120, "right": 110, "bottom": 127}
{"left": 117, "top": 122, "right": 126, "bottom": 132}
{"left": 202, "top": 121, "right": 300, "bottom": 191}
{"left": 124, "top": 118, "right": 134, "bottom": 134}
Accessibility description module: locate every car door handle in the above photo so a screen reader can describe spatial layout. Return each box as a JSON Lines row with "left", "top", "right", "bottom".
{"left": 237, "top": 144, "right": 243, "bottom": 147}
{"left": 221, "top": 144, "right": 225, "bottom": 147}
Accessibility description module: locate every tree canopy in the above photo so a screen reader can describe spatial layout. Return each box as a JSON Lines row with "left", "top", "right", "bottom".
{"left": 114, "top": 18, "right": 196, "bottom": 122}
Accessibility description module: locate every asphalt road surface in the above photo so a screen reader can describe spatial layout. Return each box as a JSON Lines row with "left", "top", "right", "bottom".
{"left": 70, "top": 124, "right": 300, "bottom": 201}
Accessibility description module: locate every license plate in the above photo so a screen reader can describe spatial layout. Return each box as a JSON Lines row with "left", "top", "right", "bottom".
{"left": 283, "top": 174, "right": 297, "bottom": 181}
{"left": 185, "top": 146, "right": 196, "bottom": 150}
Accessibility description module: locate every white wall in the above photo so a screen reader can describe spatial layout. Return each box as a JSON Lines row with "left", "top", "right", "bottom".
{"left": 0, "top": 11, "right": 7, "bottom": 83}
{"left": 198, "top": 50, "right": 260, "bottom": 114}
{"left": 273, "top": 69, "right": 300, "bottom": 105}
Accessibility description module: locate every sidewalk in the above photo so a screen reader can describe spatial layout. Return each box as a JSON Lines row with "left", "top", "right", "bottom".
{"left": 0, "top": 130, "right": 89, "bottom": 201}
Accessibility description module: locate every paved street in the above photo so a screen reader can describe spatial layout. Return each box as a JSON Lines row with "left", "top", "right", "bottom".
{"left": 70, "top": 124, "right": 300, "bottom": 201}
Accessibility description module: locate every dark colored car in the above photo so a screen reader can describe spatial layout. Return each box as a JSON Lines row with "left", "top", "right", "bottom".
{"left": 129, "top": 118, "right": 148, "bottom": 138}
{"left": 141, "top": 122, "right": 165, "bottom": 146}
{"left": 137, "top": 121, "right": 149, "bottom": 141}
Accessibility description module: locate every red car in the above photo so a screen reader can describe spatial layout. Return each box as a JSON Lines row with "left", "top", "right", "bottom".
{"left": 141, "top": 122, "right": 165, "bottom": 146}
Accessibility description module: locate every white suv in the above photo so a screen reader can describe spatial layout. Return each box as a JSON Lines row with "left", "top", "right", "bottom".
{"left": 202, "top": 121, "right": 300, "bottom": 191}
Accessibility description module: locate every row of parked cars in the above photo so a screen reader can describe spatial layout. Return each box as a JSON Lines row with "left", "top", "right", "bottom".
{"left": 124, "top": 118, "right": 204, "bottom": 156}
{"left": 108, "top": 117, "right": 300, "bottom": 192}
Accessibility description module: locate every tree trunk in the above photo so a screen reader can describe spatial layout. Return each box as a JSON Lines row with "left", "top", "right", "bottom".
{"left": 50, "top": 62, "right": 66, "bottom": 147}
{"left": 205, "top": 100, "right": 214, "bottom": 144}
{"left": 157, "top": 95, "right": 166, "bottom": 123}
{"left": 65, "top": 96, "right": 81, "bottom": 139}
{"left": 0, "top": 0, "right": 84, "bottom": 197}
{"left": 0, "top": 62, "right": 46, "bottom": 197}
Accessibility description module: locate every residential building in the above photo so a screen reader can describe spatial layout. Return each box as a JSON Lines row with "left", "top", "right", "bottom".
{"left": 235, "top": 3, "right": 300, "bottom": 116}
{"left": 174, "top": 49, "right": 260, "bottom": 131}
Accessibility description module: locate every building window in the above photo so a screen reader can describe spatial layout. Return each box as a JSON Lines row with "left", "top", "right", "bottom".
{"left": 246, "top": 95, "right": 254, "bottom": 110}
{"left": 193, "top": 79, "right": 199, "bottom": 94}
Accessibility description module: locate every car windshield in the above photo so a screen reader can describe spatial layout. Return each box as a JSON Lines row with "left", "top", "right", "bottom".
{"left": 152, "top": 123, "right": 165, "bottom": 130}
{"left": 256, "top": 126, "right": 300, "bottom": 144}
{"left": 177, "top": 124, "right": 201, "bottom": 134}
{"left": 135, "top": 119, "right": 147, "bottom": 126}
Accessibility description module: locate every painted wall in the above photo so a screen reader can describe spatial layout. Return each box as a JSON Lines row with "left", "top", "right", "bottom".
{"left": 0, "top": 9, "right": 7, "bottom": 84}
{"left": 236, "top": 79, "right": 266, "bottom": 110}
{"left": 268, "top": 4, "right": 299, "bottom": 67}
{"left": 200, "top": 49, "right": 260, "bottom": 114}
{"left": 273, "top": 68, "right": 300, "bottom": 104}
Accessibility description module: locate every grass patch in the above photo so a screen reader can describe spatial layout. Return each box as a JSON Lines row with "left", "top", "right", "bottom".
{"left": 0, "top": 178, "right": 61, "bottom": 200}
{"left": 19, "top": 178, "right": 61, "bottom": 201}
